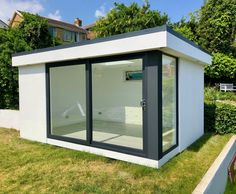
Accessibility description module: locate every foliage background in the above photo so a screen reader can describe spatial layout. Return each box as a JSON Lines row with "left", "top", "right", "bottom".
{"left": 0, "top": 13, "right": 58, "bottom": 109}
{"left": 93, "top": 1, "right": 169, "bottom": 37}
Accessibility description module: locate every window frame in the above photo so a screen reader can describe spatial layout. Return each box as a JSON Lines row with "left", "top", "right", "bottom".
{"left": 159, "top": 53, "right": 179, "bottom": 158}
{"left": 63, "top": 30, "right": 76, "bottom": 42}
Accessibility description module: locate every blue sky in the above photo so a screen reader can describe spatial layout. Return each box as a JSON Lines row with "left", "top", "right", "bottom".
{"left": 0, "top": 0, "right": 204, "bottom": 26}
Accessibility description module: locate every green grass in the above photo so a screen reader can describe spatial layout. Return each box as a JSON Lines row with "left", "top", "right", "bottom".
{"left": 225, "top": 179, "right": 236, "bottom": 194}
{"left": 0, "top": 128, "right": 233, "bottom": 194}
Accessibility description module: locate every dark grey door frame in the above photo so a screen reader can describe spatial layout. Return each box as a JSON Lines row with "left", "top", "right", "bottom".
{"left": 88, "top": 53, "right": 148, "bottom": 157}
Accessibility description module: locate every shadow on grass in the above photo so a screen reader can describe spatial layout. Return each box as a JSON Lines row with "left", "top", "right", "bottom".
{"left": 187, "top": 133, "right": 213, "bottom": 152}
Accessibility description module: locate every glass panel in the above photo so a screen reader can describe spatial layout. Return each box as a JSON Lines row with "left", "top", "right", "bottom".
{"left": 92, "top": 59, "right": 143, "bottom": 150}
{"left": 63, "top": 30, "right": 76, "bottom": 42}
{"left": 48, "top": 27, "right": 57, "bottom": 38}
{"left": 162, "top": 55, "right": 177, "bottom": 152}
{"left": 50, "top": 64, "right": 86, "bottom": 140}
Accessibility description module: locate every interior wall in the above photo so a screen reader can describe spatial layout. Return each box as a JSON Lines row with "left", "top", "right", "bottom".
{"left": 92, "top": 60, "right": 142, "bottom": 125}
{"left": 178, "top": 58, "right": 204, "bottom": 152}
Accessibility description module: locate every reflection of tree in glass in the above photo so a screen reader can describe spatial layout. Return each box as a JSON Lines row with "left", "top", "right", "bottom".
{"left": 163, "top": 66, "right": 176, "bottom": 132}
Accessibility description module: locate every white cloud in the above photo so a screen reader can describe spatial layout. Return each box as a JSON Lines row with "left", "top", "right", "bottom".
{"left": 95, "top": 4, "right": 106, "bottom": 18}
{"left": 142, "top": 0, "right": 148, "bottom": 5}
{"left": 0, "top": 0, "right": 44, "bottom": 23}
{"left": 48, "top": 10, "right": 62, "bottom": 21}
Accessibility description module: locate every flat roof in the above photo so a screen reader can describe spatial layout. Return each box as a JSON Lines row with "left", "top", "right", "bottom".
{"left": 13, "top": 25, "right": 209, "bottom": 57}
{"left": 12, "top": 25, "right": 212, "bottom": 66}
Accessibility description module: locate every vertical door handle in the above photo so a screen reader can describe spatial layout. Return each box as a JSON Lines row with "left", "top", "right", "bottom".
{"left": 140, "top": 99, "right": 146, "bottom": 110}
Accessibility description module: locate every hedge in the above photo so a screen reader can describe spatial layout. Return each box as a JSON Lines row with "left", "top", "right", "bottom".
{"left": 204, "top": 102, "right": 236, "bottom": 134}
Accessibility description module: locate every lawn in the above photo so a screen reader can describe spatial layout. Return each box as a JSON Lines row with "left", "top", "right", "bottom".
{"left": 0, "top": 128, "right": 232, "bottom": 194}
{"left": 225, "top": 179, "right": 236, "bottom": 194}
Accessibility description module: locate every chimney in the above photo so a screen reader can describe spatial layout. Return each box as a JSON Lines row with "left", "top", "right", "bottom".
{"left": 74, "top": 18, "right": 82, "bottom": 27}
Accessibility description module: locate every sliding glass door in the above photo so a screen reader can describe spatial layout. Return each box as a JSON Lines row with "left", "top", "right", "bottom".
{"left": 48, "top": 57, "right": 145, "bottom": 151}
{"left": 47, "top": 51, "right": 176, "bottom": 159}
{"left": 92, "top": 59, "right": 144, "bottom": 150}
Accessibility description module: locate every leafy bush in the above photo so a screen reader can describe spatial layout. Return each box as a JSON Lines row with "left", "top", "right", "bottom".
{"left": 0, "top": 28, "right": 31, "bottom": 109}
{"left": 93, "top": 1, "right": 168, "bottom": 37}
{"left": 18, "top": 12, "right": 54, "bottom": 49}
{"left": 205, "top": 53, "right": 236, "bottom": 84}
{"left": 205, "top": 86, "right": 236, "bottom": 102}
{"left": 204, "top": 102, "right": 216, "bottom": 132}
{"left": 204, "top": 102, "right": 236, "bottom": 134}
{"left": 0, "top": 12, "right": 58, "bottom": 109}
{"left": 172, "top": 12, "right": 200, "bottom": 44}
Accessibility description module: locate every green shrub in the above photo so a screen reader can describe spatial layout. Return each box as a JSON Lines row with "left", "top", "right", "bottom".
{"left": 0, "top": 12, "right": 59, "bottom": 109}
{"left": 204, "top": 102, "right": 216, "bottom": 132}
{"left": 205, "top": 86, "right": 236, "bottom": 102}
{"left": 205, "top": 53, "right": 236, "bottom": 84}
{"left": 204, "top": 102, "right": 236, "bottom": 134}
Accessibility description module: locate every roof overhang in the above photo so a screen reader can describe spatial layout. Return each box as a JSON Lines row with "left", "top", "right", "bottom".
{"left": 12, "top": 25, "right": 212, "bottom": 67}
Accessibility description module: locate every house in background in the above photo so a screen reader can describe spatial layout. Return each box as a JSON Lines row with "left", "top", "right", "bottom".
{"left": 0, "top": 19, "right": 8, "bottom": 29}
{"left": 9, "top": 11, "right": 87, "bottom": 43}
{"left": 83, "top": 23, "right": 96, "bottom": 40}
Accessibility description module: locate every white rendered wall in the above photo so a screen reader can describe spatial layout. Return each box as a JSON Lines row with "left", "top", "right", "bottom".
{"left": 178, "top": 58, "right": 204, "bottom": 152}
{"left": 19, "top": 64, "right": 47, "bottom": 143}
{"left": 0, "top": 110, "right": 20, "bottom": 130}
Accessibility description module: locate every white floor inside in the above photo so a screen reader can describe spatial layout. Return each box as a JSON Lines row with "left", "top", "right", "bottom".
{"left": 52, "top": 120, "right": 174, "bottom": 150}
{"left": 52, "top": 120, "right": 143, "bottom": 149}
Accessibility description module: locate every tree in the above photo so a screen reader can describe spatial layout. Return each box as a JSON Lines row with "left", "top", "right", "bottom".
{"left": 93, "top": 1, "right": 169, "bottom": 37}
{"left": 197, "top": 0, "right": 236, "bottom": 54}
{"left": 171, "top": 12, "right": 199, "bottom": 43}
{"left": 171, "top": 0, "right": 236, "bottom": 84}
{"left": 0, "top": 28, "right": 30, "bottom": 109}
{"left": 0, "top": 13, "right": 57, "bottom": 109}
{"left": 18, "top": 12, "right": 54, "bottom": 49}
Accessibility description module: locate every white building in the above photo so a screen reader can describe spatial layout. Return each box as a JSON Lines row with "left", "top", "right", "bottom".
{"left": 0, "top": 19, "right": 8, "bottom": 29}
{"left": 12, "top": 25, "right": 211, "bottom": 168}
